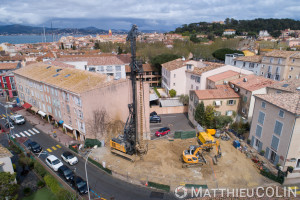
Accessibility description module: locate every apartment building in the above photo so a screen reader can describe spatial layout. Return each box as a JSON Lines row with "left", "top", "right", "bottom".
{"left": 249, "top": 90, "right": 300, "bottom": 182}
{"left": 223, "top": 29, "right": 236, "bottom": 35}
{"left": 231, "top": 55, "right": 263, "bottom": 76}
{"left": 229, "top": 74, "right": 275, "bottom": 121}
{"left": 55, "top": 55, "right": 127, "bottom": 79}
{"left": 14, "top": 63, "right": 150, "bottom": 141}
{"left": 0, "top": 72, "right": 17, "bottom": 97}
{"left": 206, "top": 70, "right": 242, "bottom": 89}
{"left": 125, "top": 64, "right": 160, "bottom": 87}
{"left": 188, "top": 85, "right": 240, "bottom": 126}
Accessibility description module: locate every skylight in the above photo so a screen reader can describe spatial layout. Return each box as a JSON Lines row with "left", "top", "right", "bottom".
{"left": 56, "top": 69, "right": 62, "bottom": 72}
{"left": 53, "top": 74, "right": 59, "bottom": 77}
{"left": 282, "top": 84, "right": 289, "bottom": 87}
{"left": 46, "top": 66, "right": 51, "bottom": 69}
{"left": 64, "top": 74, "right": 71, "bottom": 78}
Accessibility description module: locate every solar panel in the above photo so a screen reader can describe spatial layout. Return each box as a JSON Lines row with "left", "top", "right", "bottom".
{"left": 53, "top": 74, "right": 59, "bottom": 77}
{"left": 282, "top": 84, "right": 289, "bottom": 87}
{"left": 64, "top": 74, "right": 71, "bottom": 78}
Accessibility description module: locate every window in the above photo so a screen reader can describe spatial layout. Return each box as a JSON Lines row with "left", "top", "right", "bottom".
{"left": 50, "top": 88, "right": 54, "bottom": 95}
{"left": 174, "top": 74, "right": 176, "bottom": 78}
{"left": 107, "top": 66, "right": 113, "bottom": 71}
{"left": 274, "top": 121, "right": 283, "bottom": 136}
{"left": 296, "top": 159, "right": 300, "bottom": 169}
{"left": 270, "top": 58, "right": 273, "bottom": 63}
{"left": 173, "top": 83, "right": 175, "bottom": 86}
{"left": 276, "top": 90, "right": 282, "bottom": 94}
{"left": 255, "top": 138, "right": 261, "bottom": 148}
{"left": 288, "top": 75, "right": 292, "bottom": 79}
{"left": 243, "top": 62, "right": 246, "bottom": 67}
{"left": 89, "top": 67, "right": 96, "bottom": 72}
{"left": 255, "top": 125, "right": 262, "bottom": 138}
{"left": 278, "top": 58, "right": 282, "bottom": 64}
{"left": 187, "top": 64, "right": 192, "bottom": 70}
{"left": 290, "top": 67, "right": 294, "bottom": 71}
{"left": 47, "top": 106, "right": 52, "bottom": 113}
{"left": 116, "top": 72, "right": 121, "bottom": 79}
{"left": 242, "top": 108, "right": 246, "bottom": 113}
{"left": 261, "top": 72, "right": 264, "bottom": 75}
{"left": 78, "top": 110, "right": 83, "bottom": 119}
{"left": 227, "top": 100, "right": 235, "bottom": 105}
{"left": 2, "top": 77, "right": 6, "bottom": 83}
{"left": 279, "top": 110, "right": 284, "bottom": 118}
{"left": 234, "top": 61, "right": 236, "bottom": 65}
{"left": 271, "top": 135, "right": 280, "bottom": 151}
{"left": 66, "top": 105, "right": 70, "bottom": 113}
{"left": 55, "top": 89, "right": 58, "bottom": 96}
{"left": 196, "top": 86, "right": 199, "bottom": 90}
{"left": 258, "top": 111, "right": 265, "bottom": 125}
{"left": 243, "top": 96, "right": 247, "bottom": 102}
{"left": 196, "top": 77, "right": 200, "bottom": 83}
{"left": 292, "top": 59, "right": 295, "bottom": 63}
{"left": 115, "top": 66, "right": 121, "bottom": 71}
{"left": 270, "top": 150, "right": 277, "bottom": 162}
{"left": 226, "top": 110, "right": 233, "bottom": 116}
{"left": 261, "top": 101, "right": 266, "bottom": 108}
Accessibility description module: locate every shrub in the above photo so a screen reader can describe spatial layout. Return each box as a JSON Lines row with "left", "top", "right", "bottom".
{"left": 153, "top": 87, "right": 161, "bottom": 98}
{"left": 69, "top": 145, "right": 78, "bottom": 153}
{"left": 260, "top": 150, "right": 265, "bottom": 156}
{"left": 37, "top": 180, "right": 45, "bottom": 188}
{"left": 8, "top": 143, "right": 22, "bottom": 154}
{"left": 260, "top": 169, "right": 284, "bottom": 184}
{"left": 148, "top": 181, "right": 170, "bottom": 192}
{"left": 44, "top": 174, "right": 61, "bottom": 195}
{"left": 88, "top": 158, "right": 112, "bottom": 174}
{"left": 169, "top": 89, "right": 176, "bottom": 97}
{"left": 23, "top": 187, "right": 31, "bottom": 196}
{"left": 34, "top": 161, "right": 47, "bottom": 177}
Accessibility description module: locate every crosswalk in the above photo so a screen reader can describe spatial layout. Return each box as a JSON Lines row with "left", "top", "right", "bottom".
{"left": 11, "top": 128, "right": 40, "bottom": 138}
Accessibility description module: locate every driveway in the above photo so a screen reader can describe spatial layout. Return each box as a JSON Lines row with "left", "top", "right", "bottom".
{"left": 150, "top": 113, "right": 195, "bottom": 140}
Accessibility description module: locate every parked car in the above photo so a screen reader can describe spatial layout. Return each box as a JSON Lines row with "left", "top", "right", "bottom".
{"left": 155, "top": 127, "right": 170, "bottom": 137}
{"left": 9, "top": 114, "right": 25, "bottom": 125}
{"left": 61, "top": 151, "right": 78, "bottom": 165}
{"left": 71, "top": 176, "right": 88, "bottom": 195}
{"left": 58, "top": 165, "right": 74, "bottom": 181}
{"left": 28, "top": 141, "right": 42, "bottom": 153}
{"left": 150, "top": 115, "right": 161, "bottom": 123}
{"left": 150, "top": 111, "right": 158, "bottom": 116}
{"left": 45, "top": 155, "right": 63, "bottom": 171}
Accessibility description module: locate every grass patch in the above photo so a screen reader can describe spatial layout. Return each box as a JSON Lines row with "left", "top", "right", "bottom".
{"left": 153, "top": 87, "right": 161, "bottom": 98}
{"left": 22, "top": 187, "right": 56, "bottom": 200}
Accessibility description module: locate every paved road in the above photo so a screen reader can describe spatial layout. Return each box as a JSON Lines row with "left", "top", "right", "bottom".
{"left": 0, "top": 105, "right": 177, "bottom": 200}
{"left": 150, "top": 113, "right": 195, "bottom": 140}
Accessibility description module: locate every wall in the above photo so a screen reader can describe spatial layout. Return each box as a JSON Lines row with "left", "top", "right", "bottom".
{"left": 170, "top": 67, "right": 187, "bottom": 95}
{"left": 250, "top": 87, "right": 267, "bottom": 120}
{"left": 0, "top": 157, "right": 14, "bottom": 174}
{"left": 233, "top": 61, "right": 261, "bottom": 76}
{"left": 63, "top": 61, "right": 87, "bottom": 70}
{"left": 150, "top": 105, "right": 188, "bottom": 114}
{"left": 185, "top": 71, "right": 202, "bottom": 92}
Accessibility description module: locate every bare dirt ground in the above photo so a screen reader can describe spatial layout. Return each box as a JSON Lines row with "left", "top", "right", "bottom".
{"left": 90, "top": 138, "right": 272, "bottom": 189}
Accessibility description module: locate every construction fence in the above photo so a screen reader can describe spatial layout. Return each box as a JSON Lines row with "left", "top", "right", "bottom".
{"left": 174, "top": 130, "right": 196, "bottom": 139}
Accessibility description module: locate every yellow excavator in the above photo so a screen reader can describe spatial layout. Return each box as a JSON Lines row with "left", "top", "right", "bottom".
{"left": 182, "top": 131, "right": 221, "bottom": 168}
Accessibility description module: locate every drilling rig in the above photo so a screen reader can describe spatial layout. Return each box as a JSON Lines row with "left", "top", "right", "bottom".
{"left": 110, "top": 25, "right": 147, "bottom": 161}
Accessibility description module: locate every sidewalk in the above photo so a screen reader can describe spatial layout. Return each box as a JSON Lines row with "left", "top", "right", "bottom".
{"left": 16, "top": 109, "right": 77, "bottom": 147}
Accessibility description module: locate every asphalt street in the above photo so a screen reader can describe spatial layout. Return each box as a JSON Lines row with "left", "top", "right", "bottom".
{"left": 0, "top": 104, "right": 177, "bottom": 200}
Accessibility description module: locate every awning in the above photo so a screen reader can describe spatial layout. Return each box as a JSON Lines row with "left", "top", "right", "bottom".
{"left": 58, "top": 120, "right": 64, "bottom": 124}
{"left": 38, "top": 110, "right": 46, "bottom": 117}
{"left": 22, "top": 103, "right": 32, "bottom": 109}
{"left": 215, "top": 101, "right": 221, "bottom": 106}
{"left": 63, "top": 124, "right": 73, "bottom": 131}
{"left": 31, "top": 106, "right": 39, "bottom": 113}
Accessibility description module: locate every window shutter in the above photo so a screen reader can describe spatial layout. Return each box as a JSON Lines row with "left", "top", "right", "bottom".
{"left": 258, "top": 141, "right": 263, "bottom": 152}
{"left": 227, "top": 100, "right": 229, "bottom": 105}
{"left": 265, "top": 147, "right": 270, "bottom": 159}
{"left": 233, "top": 100, "right": 236, "bottom": 105}
{"left": 250, "top": 136, "right": 255, "bottom": 147}
{"left": 274, "top": 121, "right": 283, "bottom": 136}
{"left": 271, "top": 136, "right": 279, "bottom": 151}
{"left": 255, "top": 125, "right": 262, "bottom": 138}
{"left": 213, "top": 101, "right": 216, "bottom": 106}
{"left": 274, "top": 155, "right": 279, "bottom": 165}
{"left": 258, "top": 112, "right": 265, "bottom": 125}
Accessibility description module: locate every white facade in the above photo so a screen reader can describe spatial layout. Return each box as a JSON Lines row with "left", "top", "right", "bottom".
{"left": 232, "top": 60, "right": 262, "bottom": 76}
{"left": 87, "top": 64, "right": 126, "bottom": 80}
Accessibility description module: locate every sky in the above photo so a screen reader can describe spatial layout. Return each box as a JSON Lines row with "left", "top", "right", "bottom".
{"left": 0, "top": 0, "right": 300, "bottom": 31}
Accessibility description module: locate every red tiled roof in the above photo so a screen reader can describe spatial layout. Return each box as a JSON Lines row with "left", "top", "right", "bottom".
{"left": 194, "top": 85, "right": 240, "bottom": 100}
{"left": 0, "top": 63, "right": 18, "bottom": 70}
{"left": 207, "top": 70, "right": 240, "bottom": 82}
{"left": 229, "top": 74, "right": 275, "bottom": 92}
{"left": 44, "top": 61, "right": 75, "bottom": 68}
{"left": 56, "top": 56, "right": 125, "bottom": 66}
{"left": 162, "top": 58, "right": 186, "bottom": 71}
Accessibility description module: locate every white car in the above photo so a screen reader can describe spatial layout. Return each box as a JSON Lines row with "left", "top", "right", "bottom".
{"left": 45, "top": 155, "right": 63, "bottom": 171}
{"left": 10, "top": 114, "right": 25, "bottom": 125}
{"left": 61, "top": 151, "right": 78, "bottom": 165}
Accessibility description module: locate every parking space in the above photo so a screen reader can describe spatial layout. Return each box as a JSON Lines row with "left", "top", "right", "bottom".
{"left": 150, "top": 113, "right": 195, "bottom": 140}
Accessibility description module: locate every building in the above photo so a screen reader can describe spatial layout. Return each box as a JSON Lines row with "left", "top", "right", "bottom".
{"left": 259, "top": 30, "right": 270, "bottom": 37}
{"left": 231, "top": 55, "right": 263, "bottom": 76}
{"left": 206, "top": 70, "right": 242, "bottom": 89}
{"left": 249, "top": 90, "right": 300, "bottom": 182}
{"left": 229, "top": 74, "right": 275, "bottom": 121}
{"left": 0, "top": 144, "right": 14, "bottom": 174}
{"left": 55, "top": 55, "right": 127, "bottom": 79}
{"left": 223, "top": 29, "right": 236, "bottom": 35}
{"left": 125, "top": 64, "right": 160, "bottom": 87}
{"left": 13, "top": 63, "right": 150, "bottom": 141}
{"left": 224, "top": 53, "right": 244, "bottom": 65}
{"left": 188, "top": 85, "right": 240, "bottom": 125}
{"left": 0, "top": 72, "right": 17, "bottom": 98}
{"left": 0, "top": 63, "right": 21, "bottom": 74}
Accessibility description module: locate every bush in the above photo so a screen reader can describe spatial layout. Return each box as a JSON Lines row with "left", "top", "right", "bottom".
{"left": 85, "top": 138, "right": 102, "bottom": 148}
{"left": 34, "top": 161, "right": 47, "bottom": 177}
{"left": 169, "top": 89, "right": 176, "bottom": 97}
{"left": 260, "top": 169, "right": 284, "bottom": 184}
{"left": 44, "top": 174, "right": 61, "bottom": 195}
{"left": 37, "top": 180, "right": 45, "bottom": 188}
{"left": 69, "top": 145, "right": 78, "bottom": 153}
{"left": 153, "top": 87, "right": 161, "bottom": 98}
{"left": 8, "top": 143, "right": 22, "bottom": 154}
{"left": 23, "top": 187, "right": 31, "bottom": 196}
{"left": 215, "top": 115, "right": 233, "bottom": 129}
{"left": 88, "top": 158, "right": 112, "bottom": 174}
{"left": 148, "top": 181, "right": 170, "bottom": 192}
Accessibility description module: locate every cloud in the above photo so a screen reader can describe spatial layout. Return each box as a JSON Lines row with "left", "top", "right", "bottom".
{"left": 0, "top": 0, "right": 299, "bottom": 30}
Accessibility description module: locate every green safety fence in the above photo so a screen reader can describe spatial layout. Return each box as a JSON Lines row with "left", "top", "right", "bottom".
{"left": 148, "top": 181, "right": 170, "bottom": 192}
{"left": 180, "top": 131, "right": 196, "bottom": 139}
{"left": 185, "top": 184, "right": 208, "bottom": 189}
{"left": 174, "top": 131, "right": 182, "bottom": 139}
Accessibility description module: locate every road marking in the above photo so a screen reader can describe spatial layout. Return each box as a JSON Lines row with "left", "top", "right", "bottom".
{"left": 24, "top": 131, "right": 31, "bottom": 137}
{"left": 56, "top": 144, "right": 61, "bottom": 148}
{"left": 52, "top": 146, "right": 57, "bottom": 150}
{"left": 47, "top": 148, "right": 52, "bottom": 152}
{"left": 289, "top": 186, "right": 299, "bottom": 190}
{"left": 32, "top": 128, "right": 40, "bottom": 133}
{"left": 2, "top": 114, "right": 6, "bottom": 117}
{"left": 19, "top": 132, "right": 26, "bottom": 137}
{"left": 28, "top": 130, "right": 35, "bottom": 135}
{"left": 11, "top": 135, "right": 15, "bottom": 139}
{"left": 15, "top": 134, "right": 20, "bottom": 137}
{"left": 297, "top": 191, "right": 300, "bottom": 195}
{"left": 162, "top": 115, "right": 177, "bottom": 118}
{"left": 10, "top": 112, "right": 13, "bottom": 115}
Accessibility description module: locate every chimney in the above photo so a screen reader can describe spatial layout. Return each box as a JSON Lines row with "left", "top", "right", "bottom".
{"left": 182, "top": 56, "right": 185, "bottom": 61}
{"left": 243, "top": 78, "right": 247, "bottom": 82}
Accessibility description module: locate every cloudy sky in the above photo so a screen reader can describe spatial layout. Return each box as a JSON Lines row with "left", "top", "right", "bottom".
{"left": 1, "top": 0, "right": 299, "bottom": 31}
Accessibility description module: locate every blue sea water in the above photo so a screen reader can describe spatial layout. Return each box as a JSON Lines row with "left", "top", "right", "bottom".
{"left": 0, "top": 34, "right": 89, "bottom": 44}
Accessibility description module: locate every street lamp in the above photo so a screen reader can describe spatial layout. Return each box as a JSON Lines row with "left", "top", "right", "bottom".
{"left": 85, "top": 146, "right": 97, "bottom": 200}
{"left": 4, "top": 105, "right": 12, "bottom": 140}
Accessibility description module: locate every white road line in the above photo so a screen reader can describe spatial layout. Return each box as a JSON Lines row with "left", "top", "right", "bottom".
{"left": 32, "top": 128, "right": 40, "bottom": 133}
{"left": 19, "top": 132, "right": 26, "bottom": 137}
{"left": 28, "top": 130, "right": 35, "bottom": 135}
{"left": 24, "top": 131, "right": 31, "bottom": 137}
{"left": 162, "top": 115, "right": 177, "bottom": 118}
{"left": 15, "top": 134, "right": 20, "bottom": 137}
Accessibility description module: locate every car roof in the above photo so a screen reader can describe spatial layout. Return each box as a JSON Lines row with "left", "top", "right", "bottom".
{"left": 59, "top": 165, "right": 69, "bottom": 171}
{"left": 14, "top": 114, "right": 22, "bottom": 117}
{"left": 63, "top": 151, "right": 73, "bottom": 156}
{"left": 30, "top": 141, "right": 38, "bottom": 145}
{"left": 47, "top": 155, "right": 59, "bottom": 161}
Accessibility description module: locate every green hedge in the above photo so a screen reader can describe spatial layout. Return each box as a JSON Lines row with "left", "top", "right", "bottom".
{"left": 84, "top": 138, "right": 102, "bottom": 148}
{"left": 148, "top": 181, "right": 170, "bottom": 192}
{"left": 88, "top": 157, "right": 112, "bottom": 175}
{"left": 68, "top": 145, "right": 78, "bottom": 153}
{"left": 44, "top": 174, "right": 61, "bottom": 195}
{"left": 260, "top": 169, "right": 284, "bottom": 184}
{"left": 154, "top": 87, "right": 161, "bottom": 98}
{"left": 34, "top": 161, "right": 48, "bottom": 177}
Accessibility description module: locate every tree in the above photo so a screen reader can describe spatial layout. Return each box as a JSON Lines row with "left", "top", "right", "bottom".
{"left": 0, "top": 172, "right": 19, "bottom": 200}
{"left": 212, "top": 48, "right": 244, "bottom": 61}
{"left": 117, "top": 46, "right": 123, "bottom": 54}
{"left": 94, "top": 41, "right": 100, "bottom": 49}
{"left": 169, "top": 89, "right": 176, "bottom": 97}
{"left": 190, "top": 34, "right": 200, "bottom": 43}
{"left": 72, "top": 44, "right": 76, "bottom": 50}
{"left": 215, "top": 115, "right": 233, "bottom": 129}
{"left": 270, "top": 30, "right": 281, "bottom": 38}
{"left": 195, "top": 101, "right": 205, "bottom": 125}
{"left": 204, "top": 105, "right": 215, "bottom": 128}
{"left": 179, "top": 94, "right": 189, "bottom": 105}
{"left": 150, "top": 53, "right": 180, "bottom": 72}
{"left": 61, "top": 42, "right": 64, "bottom": 50}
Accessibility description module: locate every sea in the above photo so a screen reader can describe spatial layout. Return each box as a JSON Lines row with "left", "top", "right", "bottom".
{"left": 0, "top": 34, "right": 91, "bottom": 44}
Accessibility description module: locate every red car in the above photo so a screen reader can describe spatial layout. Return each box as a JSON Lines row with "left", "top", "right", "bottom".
{"left": 155, "top": 127, "right": 170, "bottom": 137}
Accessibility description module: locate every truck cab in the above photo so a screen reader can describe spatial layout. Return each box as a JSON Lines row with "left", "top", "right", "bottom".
{"left": 10, "top": 114, "right": 25, "bottom": 125}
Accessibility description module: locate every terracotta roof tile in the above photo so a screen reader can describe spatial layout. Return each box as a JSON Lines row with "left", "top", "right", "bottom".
{"left": 189, "top": 62, "right": 224, "bottom": 75}
{"left": 229, "top": 74, "right": 275, "bottom": 92}
{"left": 207, "top": 70, "right": 240, "bottom": 82}
{"left": 0, "top": 63, "right": 18, "bottom": 70}
{"left": 194, "top": 85, "right": 240, "bottom": 100}
{"left": 234, "top": 55, "right": 262, "bottom": 63}
{"left": 267, "top": 79, "right": 300, "bottom": 93}
{"left": 56, "top": 56, "right": 125, "bottom": 66}
{"left": 264, "top": 50, "right": 300, "bottom": 58}
{"left": 44, "top": 61, "right": 75, "bottom": 68}
{"left": 161, "top": 58, "right": 186, "bottom": 71}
